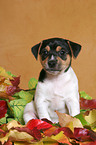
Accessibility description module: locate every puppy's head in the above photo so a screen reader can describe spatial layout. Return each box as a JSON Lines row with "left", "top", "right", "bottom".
{"left": 31, "top": 38, "right": 81, "bottom": 75}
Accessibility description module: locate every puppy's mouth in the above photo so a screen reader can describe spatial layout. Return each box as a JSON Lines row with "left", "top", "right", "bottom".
{"left": 45, "top": 68, "right": 61, "bottom": 75}
{"left": 46, "top": 68, "right": 61, "bottom": 72}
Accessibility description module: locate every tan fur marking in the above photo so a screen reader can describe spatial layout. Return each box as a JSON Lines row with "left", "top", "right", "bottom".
{"left": 56, "top": 46, "right": 62, "bottom": 52}
{"left": 45, "top": 46, "right": 50, "bottom": 52}
{"left": 57, "top": 54, "right": 71, "bottom": 70}
{"left": 39, "top": 55, "right": 48, "bottom": 68}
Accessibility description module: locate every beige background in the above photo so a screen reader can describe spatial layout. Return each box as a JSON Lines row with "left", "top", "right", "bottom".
{"left": 0, "top": 0, "right": 96, "bottom": 98}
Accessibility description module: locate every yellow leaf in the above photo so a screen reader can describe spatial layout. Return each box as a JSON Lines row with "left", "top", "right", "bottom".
{"left": 84, "top": 110, "right": 96, "bottom": 124}
{"left": 0, "top": 66, "right": 13, "bottom": 80}
{"left": 56, "top": 111, "right": 83, "bottom": 129}
{"left": 51, "top": 131, "right": 71, "bottom": 144}
{"left": 0, "top": 132, "right": 10, "bottom": 144}
{"left": 14, "top": 142, "right": 44, "bottom": 145}
{"left": 66, "top": 121, "right": 74, "bottom": 132}
{"left": 43, "top": 137, "right": 58, "bottom": 145}
{"left": 7, "top": 120, "right": 25, "bottom": 130}
{"left": 9, "top": 129, "right": 34, "bottom": 142}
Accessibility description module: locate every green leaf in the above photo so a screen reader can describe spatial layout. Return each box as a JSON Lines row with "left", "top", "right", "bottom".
{"left": 6, "top": 71, "right": 16, "bottom": 77}
{"left": 80, "top": 91, "right": 92, "bottom": 100}
{"left": 0, "top": 114, "right": 8, "bottom": 125}
{"left": 28, "top": 78, "right": 38, "bottom": 89}
{"left": 7, "top": 118, "right": 16, "bottom": 123}
{"left": 8, "top": 99, "right": 27, "bottom": 124}
{"left": 19, "top": 90, "right": 33, "bottom": 103}
{"left": 75, "top": 113, "right": 90, "bottom": 126}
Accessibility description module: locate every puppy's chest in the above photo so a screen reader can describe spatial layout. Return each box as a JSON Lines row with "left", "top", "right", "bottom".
{"left": 42, "top": 79, "right": 67, "bottom": 110}
{"left": 44, "top": 75, "right": 71, "bottom": 98}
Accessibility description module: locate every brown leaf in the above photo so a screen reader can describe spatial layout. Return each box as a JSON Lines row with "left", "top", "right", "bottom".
{"left": 56, "top": 111, "right": 83, "bottom": 129}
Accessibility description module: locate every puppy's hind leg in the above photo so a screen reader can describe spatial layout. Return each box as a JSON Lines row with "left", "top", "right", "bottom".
{"left": 23, "top": 101, "right": 37, "bottom": 124}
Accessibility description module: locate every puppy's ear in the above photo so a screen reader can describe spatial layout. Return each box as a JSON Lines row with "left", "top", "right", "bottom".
{"left": 67, "top": 40, "right": 81, "bottom": 58}
{"left": 31, "top": 42, "right": 42, "bottom": 60}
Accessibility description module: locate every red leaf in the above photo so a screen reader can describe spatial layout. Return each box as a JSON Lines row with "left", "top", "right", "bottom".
{"left": 0, "top": 129, "right": 6, "bottom": 138}
{"left": 74, "top": 128, "right": 92, "bottom": 142}
{"left": 3, "top": 139, "right": 12, "bottom": 145}
{"left": 32, "top": 127, "right": 42, "bottom": 140}
{"left": 0, "top": 100, "right": 7, "bottom": 119}
{"left": 80, "top": 141, "right": 96, "bottom": 145}
{"left": 6, "top": 76, "right": 21, "bottom": 95}
{"left": 89, "top": 130, "right": 96, "bottom": 141}
{"left": 6, "top": 86, "right": 21, "bottom": 96}
{"left": 53, "top": 127, "right": 75, "bottom": 139}
{"left": 26, "top": 119, "right": 52, "bottom": 131}
{"left": 6, "top": 85, "right": 17, "bottom": 95}
{"left": 80, "top": 98, "right": 96, "bottom": 109}
{"left": 10, "top": 76, "right": 20, "bottom": 87}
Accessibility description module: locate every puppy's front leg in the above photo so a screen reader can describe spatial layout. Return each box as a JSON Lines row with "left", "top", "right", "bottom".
{"left": 35, "top": 93, "right": 51, "bottom": 121}
{"left": 65, "top": 93, "right": 80, "bottom": 117}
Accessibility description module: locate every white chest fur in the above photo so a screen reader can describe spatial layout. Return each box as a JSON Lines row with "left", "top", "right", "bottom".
{"left": 34, "top": 67, "right": 80, "bottom": 122}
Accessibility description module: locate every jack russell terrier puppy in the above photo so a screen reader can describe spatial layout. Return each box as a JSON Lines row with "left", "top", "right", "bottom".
{"left": 23, "top": 38, "right": 81, "bottom": 124}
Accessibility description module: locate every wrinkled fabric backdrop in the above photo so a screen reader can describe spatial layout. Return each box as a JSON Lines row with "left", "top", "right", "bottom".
{"left": 0, "top": 0, "right": 96, "bottom": 98}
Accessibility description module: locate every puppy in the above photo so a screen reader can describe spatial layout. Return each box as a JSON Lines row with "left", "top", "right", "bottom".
{"left": 23, "top": 38, "right": 81, "bottom": 124}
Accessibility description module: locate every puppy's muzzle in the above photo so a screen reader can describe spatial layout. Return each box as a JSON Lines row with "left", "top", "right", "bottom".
{"left": 48, "top": 60, "right": 57, "bottom": 68}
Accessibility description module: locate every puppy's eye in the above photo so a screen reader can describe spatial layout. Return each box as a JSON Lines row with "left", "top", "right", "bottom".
{"left": 59, "top": 50, "right": 65, "bottom": 56}
{"left": 42, "top": 50, "right": 48, "bottom": 55}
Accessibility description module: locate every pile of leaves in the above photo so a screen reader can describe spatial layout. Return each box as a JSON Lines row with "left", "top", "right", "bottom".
{"left": 0, "top": 66, "right": 96, "bottom": 145}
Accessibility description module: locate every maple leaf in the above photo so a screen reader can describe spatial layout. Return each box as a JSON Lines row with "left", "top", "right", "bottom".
{"left": 0, "top": 100, "right": 7, "bottom": 119}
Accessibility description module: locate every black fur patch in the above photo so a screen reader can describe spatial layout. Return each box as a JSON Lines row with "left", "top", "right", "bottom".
{"left": 38, "top": 69, "right": 46, "bottom": 82}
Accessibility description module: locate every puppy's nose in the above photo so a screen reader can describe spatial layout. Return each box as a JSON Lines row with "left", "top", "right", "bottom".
{"left": 48, "top": 60, "right": 57, "bottom": 68}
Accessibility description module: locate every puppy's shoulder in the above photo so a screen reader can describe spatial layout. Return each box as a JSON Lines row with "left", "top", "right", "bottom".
{"left": 38, "top": 69, "right": 46, "bottom": 82}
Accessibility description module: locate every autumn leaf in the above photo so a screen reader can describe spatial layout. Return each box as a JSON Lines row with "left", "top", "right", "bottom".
{"left": 74, "top": 128, "right": 96, "bottom": 142}
{"left": 9, "top": 129, "right": 34, "bottom": 142}
{"left": 80, "top": 97, "right": 96, "bottom": 109}
{"left": 7, "top": 120, "right": 24, "bottom": 130}
{"left": 0, "top": 67, "right": 13, "bottom": 80}
{"left": 51, "top": 131, "right": 71, "bottom": 144}
{"left": 75, "top": 112, "right": 90, "bottom": 126}
{"left": 26, "top": 119, "right": 52, "bottom": 131}
{"left": 0, "top": 92, "right": 15, "bottom": 101}
{"left": 3, "top": 139, "right": 13, "bottom": 145}
{"left": 0, "top": 100, "right": 7, "bottom": 119}
{"left": 10, "top": 76, "right": 20, "bottom": 87}
{"left": 56, "top": 111, "right": 83, "bottom": 129}
{"left": 84, "top": 110, "right": 96, "bottom": 125}
{"left": 43, "top": 126, "right": 57, "bottom": 137}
